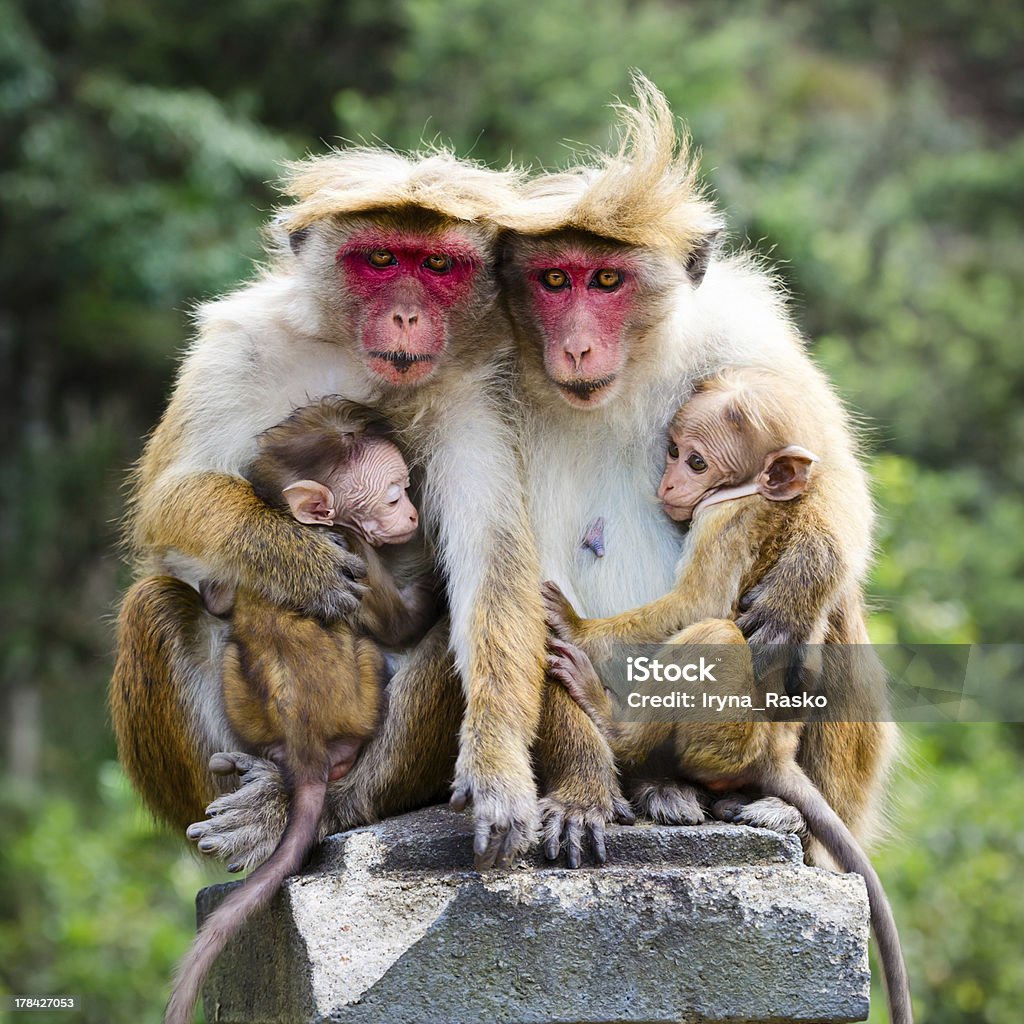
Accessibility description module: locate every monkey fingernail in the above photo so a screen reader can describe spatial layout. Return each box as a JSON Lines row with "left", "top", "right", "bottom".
{"left": 209, "top": 753, "right": 236, "bottom": 774}
{"left": 227, "top": 862, "right": 243, "bottom": 874}
{"left": 186, "top": 823, "right": 205, "bottom": 840}
{"left": 197, "top": 838, "right": 218, "bottom": 853}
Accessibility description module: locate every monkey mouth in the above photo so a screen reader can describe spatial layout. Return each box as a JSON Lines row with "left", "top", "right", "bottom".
{"left": 556, "top": 376, "right": 617, "bottom": 402}
{"left": 368, "top": 350, "right": 436, "bottom": 374}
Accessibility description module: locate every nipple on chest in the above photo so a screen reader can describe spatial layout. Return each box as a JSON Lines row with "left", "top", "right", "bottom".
{"left": 581, "top": 517, "right": 606, "bottom": 558}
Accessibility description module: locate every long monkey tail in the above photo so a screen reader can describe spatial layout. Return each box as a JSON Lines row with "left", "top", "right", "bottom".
{"left": 765, "top": 766, "right": 913, "bottom": 1024}
{"left": 163, "top": 775, "right": 326, "bottom": 1024}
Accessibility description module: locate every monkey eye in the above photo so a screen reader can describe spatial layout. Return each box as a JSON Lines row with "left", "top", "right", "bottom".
{"left": 540, "top": 269, "right": 569, "bottom": 291}
{"left": 590, "top": 268, "right": 622, "bottom": 291}
{"left": 686, "top": 452, "right": 708, "bottom": 473}
{"left": 423, "top": 253, "right": 452, "bottom": 273}
{"left": 368, "top": 249, "right": 397, "bottom": 268}
{"left": 666, "top": 439, "right": 680, "bottom": 460}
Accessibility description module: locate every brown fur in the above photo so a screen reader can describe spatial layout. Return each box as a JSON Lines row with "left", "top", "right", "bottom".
{"left": 501, "top": 78, "right": 891, "bottom": 857}
{"left": 112, "top": 145, "right": 549, "bottom": 885}
{"left": 543, "top": 368, "right": 907, "bottom": 1018}
{"left": 548, "top": 619, "right": 911, "bottom": 1024}
{"left": 497, "top": 72, "right": 723, "bottom": 258}
{"left": 164, "top": 401, "right": 439, "bottom": 1024}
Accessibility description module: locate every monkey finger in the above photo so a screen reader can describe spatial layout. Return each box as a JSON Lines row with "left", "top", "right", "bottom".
{"left": 449, "top": 787, "right": 470, "bottom": 812}
{"left": 612, "top": 796, "right": 637, "bottom": 825}
{"left": 589, "top": 820, "right": 607, "bottom": 864}
{"left": 473, "top": 822, "right": 504, "bottom": 870}
{"left": 208, "top": 752, "right": 241, "bottom": 776}
{"left": 208, "top": 751, "right": 263, "bottom": 779}
{"left": 564, "top": 819, "right": 583, "bottom": 869}
{"left": 493, "top": 827, "right": 522, "bottom": 870}
{"left": 543, "top": 808, "right": 565, "bottom": 861}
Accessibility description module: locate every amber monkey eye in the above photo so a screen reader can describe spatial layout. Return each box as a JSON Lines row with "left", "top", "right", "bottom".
{"left": 368, "top": 249, "right": 397, "bottom": 268}
{"left": 424, "top": 253, "right": 452, "bottom": 273}
{"left": 541, "top": 269, "right": 569, "bottom": 290}
{"left": 686, "top": 452, "right": 708, "bottom": 473}
{"left": 666, "top": 439, "right": 680, "bottom": 460}
{"left": 591, "top": 269, "right": 622, "bottom": 290}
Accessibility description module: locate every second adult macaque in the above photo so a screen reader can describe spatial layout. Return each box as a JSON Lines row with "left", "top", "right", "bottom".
{"left": 166, "top": 398, "right": 435, "bottom": 1024}
{"left": 544, "top": 367, "right": 911, "bottom": 1024}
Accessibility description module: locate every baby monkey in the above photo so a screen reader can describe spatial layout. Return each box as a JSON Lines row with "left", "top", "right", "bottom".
{"left": 544, "top": 368, "right": 911, "bottom": 1024}
{"left": 166, "top": 399, "right": 435, "bottom": 1024}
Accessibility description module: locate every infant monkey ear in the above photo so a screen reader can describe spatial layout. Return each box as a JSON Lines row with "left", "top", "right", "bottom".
{"left": 756, "top": 445, "right": 818, "bottom": 502}
{"left": 282, "top": 479, "right": 338, "bottom": 525}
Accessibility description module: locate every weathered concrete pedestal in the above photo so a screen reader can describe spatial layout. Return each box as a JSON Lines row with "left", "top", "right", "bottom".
{"left": 199, "top": 806, "right": 870, "bottom": 1024}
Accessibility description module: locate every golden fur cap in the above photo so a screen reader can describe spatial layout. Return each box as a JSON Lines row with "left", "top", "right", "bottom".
{"left": 277, "top": 146, "right": 524, "bottom": 233}
{"left": 497, "top": 73, "right": 724, "bottom": 256}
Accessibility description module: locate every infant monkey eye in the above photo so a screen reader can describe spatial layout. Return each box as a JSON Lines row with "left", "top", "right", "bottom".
{"left": 423, "top": 253, "right": 452, "bottom": 273}
{"left": 368, "top": 249, "right": 397, "bottom": 268}
{"left": 667, "top": 439, "right": 680, "bottom": 460}
{"left": 540, "top": 269, "right": 569, "bottom": 290}
{"left": 686, "top": 452, "right": 708, "bottom": 473}
{"left": 591, "top": 269, "right": 622, "bottom": 290}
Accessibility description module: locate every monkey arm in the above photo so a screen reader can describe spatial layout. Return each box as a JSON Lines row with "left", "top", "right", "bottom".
{"left": 735, "top": 506, "right": 846, "bottom": 647}
{"left": 545, "top": 503, "right": 762, "bottom": 658}
{"left": 137, "top": 472, "right": 367, "bottom": 621}
{"left": 350, "top": 539, "right": 440, "bottom": 647}
{"left": 412, "top": 376, "right": 547, "bottom": 869}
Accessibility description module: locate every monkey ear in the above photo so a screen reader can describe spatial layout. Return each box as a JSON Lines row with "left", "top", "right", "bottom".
{"left": 683, "top": 228, "right": 722, "bottom": 286}
{"left": 282, "top": 480, "right": 337, "bottom": 525}
{"left": 756, "top": 446, "right": 818, "bottom": 502}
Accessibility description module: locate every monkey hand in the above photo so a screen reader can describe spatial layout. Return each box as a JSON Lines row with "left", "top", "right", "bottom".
{"left": 449, "top": 757, "right": 540, "bottom": 872}
{"left": 539, "top": 787, "right": 636, "bottom": 869}
{"left": 185, "top": 753, "right": 305, "bottom": 872}
{"left": 538, "top": 640, "right": 635, "bottom": 868}
{"left": 546, "top": 637, "right": 617, "bottom": 738}
{"left": 541, "top": 580, "right": 583, "bottom": 642}
{"left": 736, "top": 578, "right": 820, "bottom": 699}
{"left": 287, "top": 531, "right": 369, "bottom": 620}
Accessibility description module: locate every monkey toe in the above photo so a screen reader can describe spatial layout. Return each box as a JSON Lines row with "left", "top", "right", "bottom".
{"left": 472, "top": 819, "right": 532, "bottom": 872}
{"left": 714, "top": 795, "right": 807, "bottom": 837}
{"left": 709, "top": 793, "right": 746, "bottom": 822}
{"left": 539, "top": 797, "right": 616, "bottom": 868}
{"left": 632, "top": 782, "right": 706, "bottom": 826}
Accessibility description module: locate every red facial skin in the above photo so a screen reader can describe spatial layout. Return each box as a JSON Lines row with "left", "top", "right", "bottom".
{"left": 338, "top": 230, "right": 482, "bottom": 386}
{"left": 525, "top": 249, "right": 641, "bottom": 408}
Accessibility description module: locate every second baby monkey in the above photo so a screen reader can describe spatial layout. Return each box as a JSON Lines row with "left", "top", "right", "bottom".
{"left": 544, "top": 367, "right": 911, "bottom": 1024}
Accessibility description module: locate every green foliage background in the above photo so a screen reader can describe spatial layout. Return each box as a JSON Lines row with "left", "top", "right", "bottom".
{"left": 1, "top": 1, "right": 1021, "bottom": 1021}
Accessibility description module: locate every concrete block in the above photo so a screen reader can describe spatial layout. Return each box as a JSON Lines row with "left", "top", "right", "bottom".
{"left": 200, "top": 805, "right": 870, "bottom": 1024}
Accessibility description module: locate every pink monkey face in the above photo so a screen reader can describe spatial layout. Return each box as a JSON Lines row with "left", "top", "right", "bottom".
{"left": 283, "top": 438, "right": 419, "bottom": 547}
{"left": 525, "top": 249, "right": 642, "bottom": 408}
{"left": 334, "top": 438, "right": 419, "bottom": 547}
{"left": 337, "top": 229, "right": 483, "bottom": 387}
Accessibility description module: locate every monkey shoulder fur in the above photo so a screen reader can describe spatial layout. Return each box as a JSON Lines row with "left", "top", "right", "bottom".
{"left": 165, "top": 398, "right": 437, "bottom": 1024}
{"left": 544, "top": 366, "right": 911, "bottom": 1024}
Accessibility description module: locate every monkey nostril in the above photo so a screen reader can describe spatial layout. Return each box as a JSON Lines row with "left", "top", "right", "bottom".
{"left": 408, "top": 314, "right": 418, "bottom": 325}
{"left": 393, "top": 313, "right": 404, "bottom": 327}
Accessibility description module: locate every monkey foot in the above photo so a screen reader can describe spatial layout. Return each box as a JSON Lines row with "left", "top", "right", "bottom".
{"left": 186, "top": 752, "right": 293, "bottom": 872}
{"left": 449, "top": 774, "right": 540, "bottom": 872}
{"left": 712, "top": 794, "right": 807, "bottom": 838}
{"left": 631, "top": 781, "right": 707, "bottom": 825}
{"left": 540, "top": 793, "right": 636, "bottom": 868}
